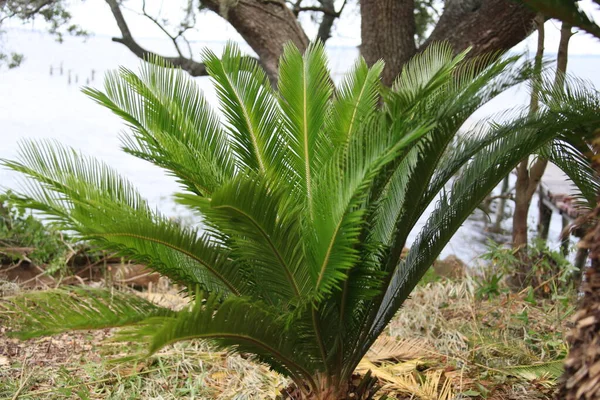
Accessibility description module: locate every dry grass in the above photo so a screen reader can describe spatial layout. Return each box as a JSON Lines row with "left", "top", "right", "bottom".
{"left": 0, "top": 277, "right": 575, "bottom": 399}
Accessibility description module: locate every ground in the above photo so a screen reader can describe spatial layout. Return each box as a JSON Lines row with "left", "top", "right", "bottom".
{"left": 0, "top": 275, "right": 572, "bottom": 399}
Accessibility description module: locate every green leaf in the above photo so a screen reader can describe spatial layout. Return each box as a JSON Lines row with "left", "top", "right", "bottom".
{"left": 2, "top": 287, "right": 174, "bottom": 340}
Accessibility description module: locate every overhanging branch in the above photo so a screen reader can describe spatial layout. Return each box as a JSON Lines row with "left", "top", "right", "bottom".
{"left": 105, "top": 0, "right": 208, "bottom": 77}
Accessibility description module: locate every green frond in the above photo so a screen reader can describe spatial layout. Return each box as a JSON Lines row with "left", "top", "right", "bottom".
{"left": 329, "top": 57, "right": 384, "bottom": 147}
{"left": 83, "top": 57, "right": 234, "bottom": 196}
{"left": 388, "top": 42, "right": 467, "bottom": 114}
{"left": 308, "top": 117, "right": 433, "bottom": 301}
{"left": 1, "top": 141, "right": 247, "bottom": 295}
{"left": 278, "top": 41, "right": 333, "bottom": 217}
{"left": 373, "top": 54, "right": 529, "bottom": 258}
{"left": 369, "top": 104, "right": 600, "bottom": 347}
{"left": 543, "top": 139, "right": 600, "bottom": 209}
{"left": 202, "top": 176, "right": 310, "bottom": 304}
{"left": 145, "top": 293, "right": 321, "bottom": 388}
{"left": 202, "top": 43, "right": 284, "bottom": 176}
{"left": 501, "top": 360, "right": 564, "bottom": 381}
{"left": 2, "top": 287, "right": 174, "bottom": 340}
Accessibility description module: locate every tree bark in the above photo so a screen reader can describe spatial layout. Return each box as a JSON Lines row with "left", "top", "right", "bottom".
{"left": 423, "top": 0, "right": 536, "bottom": 58}
{"left": 512, "top": 13, "right": 545, "bottom": 256}
{"left": 360, "top": 0, "right": 416, "bottom": 86}
{"left": 555, "top": 138, "right": 600, "bottom": 399}
{"left": 201, "top": 0, "right": 308, "bottom": 81}
{"left": 106, "top": 0, "right": 208, "bottom": 76}
{"left": 512, "top": 19, "right": 572, "bottom": 256}
{"left": 107, "top": 0, "right": 308, "bottom": 83}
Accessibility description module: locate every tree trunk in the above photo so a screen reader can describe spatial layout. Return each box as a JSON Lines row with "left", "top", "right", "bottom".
{"left": 360, "top": 0, "right": 416, "bottom": 86}
{"left": 202, "top": 0, "right": 309, "bottom": 82}
{"left": 513, "top": 159, "right": 532, "bottom": 253}
{"left": 512, "top": 19, "right": 572, "bottom": 257}
{"left": 512, "top": 13, "right": 545, "bottom": 256}
{"left": 423, "top": 0, "right": 536, "bottom": 57}
{"left": 538, "top": 185, "right": 553, "bottom": 241}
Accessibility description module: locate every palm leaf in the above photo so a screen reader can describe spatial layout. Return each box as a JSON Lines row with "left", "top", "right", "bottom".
{"left": 277, "top": 41, "right": 333, "bottom": 218}
{"left": 2, "top": 140, "right": 247, "bottom": 295}
{"left": 84, "top": 57, "right": 234, "bottom": 196}
{"left": 144, "top": 293, "right": 320, "bottom": 390}
{"left": 369, "top": 105, "right": 600, "bottom": 347}
{"left": 196, "top": 176, "right": 310, "bottom": 305}
{"left": 2, "top": 287, "right": 173, "bottom": 340}
{"left": 329, "top": 57, "right": 384, "bottom": 147}
{"left": 202, "top": 43, "right": 283, "bottom": 176}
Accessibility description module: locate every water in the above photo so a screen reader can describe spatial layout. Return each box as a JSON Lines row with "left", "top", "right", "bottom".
{"left": 1, "top": 29, "right": 596, "bottom": 264}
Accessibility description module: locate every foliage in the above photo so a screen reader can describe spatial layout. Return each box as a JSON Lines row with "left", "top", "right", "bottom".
{"left": 2, "top": 42, "right": 599, "bottom": 398}
{"left": 414, "top": 0, "right": 442, "bottom": 45}
{"left": 0, "top": 278, "right": 574, "bottom": 399}
{"left": 0, "top": 190, "right": 69, "bottom": 266}
{"left": 521, "top": 0, "right": 600, "bottom": 39}
{"left": 477, "top": 240, "right": 577, "bottom": 298}
{"left": 0, "top": 0, "right": 87, "bottom": 68}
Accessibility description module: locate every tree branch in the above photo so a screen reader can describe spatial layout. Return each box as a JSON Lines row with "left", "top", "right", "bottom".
{"left": 139, "top": 0, "right": 186, "bottom": 58}
{"left": 296, "top": 5, "right": 338, "bottom": 17}
{"left": 316, "top": 0, "right": 343, "bottom": 43}
{"left": 105, "top": 0, "right": 208, "bottom": 77}
{"left": 422, "top": 0, "right": 536, "bottom": 58}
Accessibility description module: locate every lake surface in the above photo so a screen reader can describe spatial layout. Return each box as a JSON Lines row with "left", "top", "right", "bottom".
{"left": 1, "top": 29, "right": 598, "bottom": 264}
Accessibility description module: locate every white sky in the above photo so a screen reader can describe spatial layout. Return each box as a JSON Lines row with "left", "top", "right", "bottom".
{"left": 9, "top": 0, "right": 600, "bottom": 52}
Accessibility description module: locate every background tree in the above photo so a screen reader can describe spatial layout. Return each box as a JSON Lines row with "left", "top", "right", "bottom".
{"left": 2, "top": 0, "right": 536, "bottom": 82}
{"left": 512, "top": 16, "right": 573, "bottom": 259}
{"left": 0, "top": 0, "right": 86, "bottom": 68}
{"left": 522, "top": 0, "right": 600, "bottom": 39}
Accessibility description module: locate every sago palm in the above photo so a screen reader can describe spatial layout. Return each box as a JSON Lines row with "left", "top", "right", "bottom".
{"left": 2, "top": 42, "right": 599, "bottom": 399}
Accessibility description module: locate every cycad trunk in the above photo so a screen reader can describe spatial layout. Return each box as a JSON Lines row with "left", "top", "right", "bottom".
{"left": 555, "top": 138, "right": 600, "bottom": 399}
{"left": 283, "top": 373, "right": 379, "bottom": 400}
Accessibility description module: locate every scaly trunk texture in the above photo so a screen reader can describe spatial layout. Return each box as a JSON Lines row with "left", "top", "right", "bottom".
{"left": 555, "top": 138, "right": 600, "bottom": 399}
{"left": 281, "top": 372, "right": 379, "bottom": 400}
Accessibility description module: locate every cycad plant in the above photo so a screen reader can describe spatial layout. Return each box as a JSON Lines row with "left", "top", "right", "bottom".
{"left": 3, "top": 42, "right": 599, "bottom": 399}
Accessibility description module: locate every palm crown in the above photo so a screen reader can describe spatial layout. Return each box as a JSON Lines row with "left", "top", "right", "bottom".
{"left": 3, "top": 42, "right": 599, "bottom": 399}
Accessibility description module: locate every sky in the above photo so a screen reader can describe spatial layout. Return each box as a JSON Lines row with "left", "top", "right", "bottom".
{"left": 6, "top": 0, "right": 600, "bottom": 53}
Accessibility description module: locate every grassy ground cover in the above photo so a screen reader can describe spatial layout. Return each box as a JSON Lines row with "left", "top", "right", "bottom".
{"left": 0, "top": 270, "right": 574, "bottom": 399}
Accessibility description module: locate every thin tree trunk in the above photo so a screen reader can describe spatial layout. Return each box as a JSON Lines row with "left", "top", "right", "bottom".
{"left": 538, "top": 184, "right": 553, "bottom": 241}
{"left": 493, "top": 175, "right": 510, "bottom": 233}
{"left": 512, "top": 18, "right": 572, "bottom": 253}
{"left": 512, "top": 13, "right": 545, "bottom": 255}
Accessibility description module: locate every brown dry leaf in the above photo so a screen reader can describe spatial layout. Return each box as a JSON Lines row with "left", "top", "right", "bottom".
{"left": 366, "top": 334, "right": 429, "bottom": 362}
